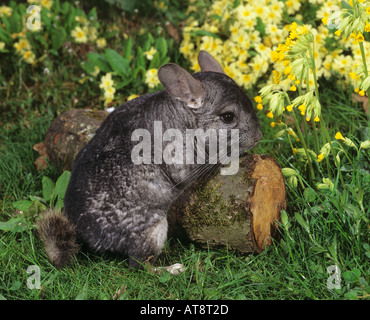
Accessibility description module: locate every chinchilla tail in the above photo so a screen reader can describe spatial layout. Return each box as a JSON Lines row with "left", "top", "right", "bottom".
{"left": 36, "top": 209, "right": 79, "bottom": 268}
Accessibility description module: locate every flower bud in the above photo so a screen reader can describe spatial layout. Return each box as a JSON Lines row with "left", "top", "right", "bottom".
{"left": 360, "top": 140, "right": 370, "bottom": 149}
{"left": 282, "top": 168, "right": 298, "bottom": 177}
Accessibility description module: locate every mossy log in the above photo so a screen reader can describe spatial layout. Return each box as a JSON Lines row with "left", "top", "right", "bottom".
{"left": 168, "top": 154, "right": 286, "bottom": 253}
{"left": 45, "top": 109, "right": 108, "bottom": 171}
{"left": 45, "top": 109, "right": 286, "bottom": 254}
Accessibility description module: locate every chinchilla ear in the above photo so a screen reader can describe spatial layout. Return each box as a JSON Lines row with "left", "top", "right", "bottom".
{"left": 198, "top": 50, "right": 224, "bottom": 74}
{"left": 158, "top": 63, "right": 204, "bottom": 109}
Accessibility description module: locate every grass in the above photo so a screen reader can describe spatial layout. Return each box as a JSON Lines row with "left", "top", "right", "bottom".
{"left": 0, "top": 2, "right": 369, "bottom": 300}
{"left": 0, "top": 86, "right": 368, "bottom": 300}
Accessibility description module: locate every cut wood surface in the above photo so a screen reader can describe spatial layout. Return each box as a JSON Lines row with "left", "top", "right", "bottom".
{"left": 45, "top": 109, "right": 286, "bottom": 253}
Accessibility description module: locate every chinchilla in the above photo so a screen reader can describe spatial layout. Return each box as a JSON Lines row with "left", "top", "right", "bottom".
{"left": 37, "top": 50, "right": 262, "bottom": 269}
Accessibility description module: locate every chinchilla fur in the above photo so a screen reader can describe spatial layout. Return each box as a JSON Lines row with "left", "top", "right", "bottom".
{"left": 37, "top": 51, "right": 262, "bottom": 269}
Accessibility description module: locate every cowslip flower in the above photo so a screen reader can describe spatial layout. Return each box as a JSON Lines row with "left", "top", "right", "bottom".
{"left": 254, "top": 96, "right": 262, "bottom": 103}
{"left": 335, "top": 132, "right": 344, "bottom": 140}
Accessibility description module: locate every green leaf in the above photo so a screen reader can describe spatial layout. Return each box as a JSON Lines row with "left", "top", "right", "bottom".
{"left": 280, "top": 210, "right": 290, "bottom": 230}
{"left": 28, "top": 200, "right": 47, "bottom": 216}
{"left": 303, "top": 188, "right": 316, "bottom": 203}
{"left": 123, "top": 38, "right": 133, "bottom": 61}
{"left": 294, "top": 212, "right": 310, "bottom": 233}
{"left": 155, "top": 37, "right": 167, "bottom": 58}
{"left": 0, "top": 217, "right": 28, "bottom": 232}
{"left": 136, "top": 47, "right": 146, "bottom": 69}
{"left": 104, "top": 49, "right": 131, "bottom": 78}
{"left": 55, "top": 197, "right": 65, "bottom": 211}
{"left": 189, "top": 30, "right": 220, "bottom": 39}
{"left": 9, "top": 281, "right": 22, "bottom": 291}
{"left": 148, "top": 52, "right": 160, "bottom": 69}
{"left": 12, "top": 200, "right": 33, "bottom": 213}
{"left": 81, "top": 60, "right": 96, "bottom": 75}
{"left": 143, "top": 33, "right": 154, "bottom": 51}
{"left": 86, "top": 52, "right": 111, "bottom": 73}
{"left": 344, "top": 290, "right": 359, "bottom": 300}
{"left": 42, "top": 176, "right": 55, "bottom": 202}
{"left": 51, "top": 28, "right": 67, "bottom": 51}
{"left": 54, "top": 171, "right": 71, "bottom": 199}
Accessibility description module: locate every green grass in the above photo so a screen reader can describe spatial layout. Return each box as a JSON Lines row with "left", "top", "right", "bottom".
{"left": 0, "top": 86, "right": 368, "bottom": 300}
{"left": 0, "top": 1, "right": 369, "bottom": 301}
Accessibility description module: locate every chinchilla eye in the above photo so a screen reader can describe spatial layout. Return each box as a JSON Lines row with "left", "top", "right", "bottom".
{"left": 220, "top": 111, "right": 235, "bottom": 123}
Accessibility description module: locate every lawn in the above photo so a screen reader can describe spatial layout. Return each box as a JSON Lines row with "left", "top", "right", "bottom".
{"left": 0, "top": 0, "right": 369, "bottom": 300}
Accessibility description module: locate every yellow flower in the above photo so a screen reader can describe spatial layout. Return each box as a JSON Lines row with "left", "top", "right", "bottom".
{"left": 257, "top": 103, "right": 263, "bottom": 110}
{"left": 365, "top": 23, "right": 370, "bottom": 32}
{"left": 96, "top": 38, "right": 107, "bottom": 49}
{"left": 366, "top": 7, "right": 370, "bottom": 14}
{"left": 267, "top": 111, "right": 274, "bottom": 118}
{"left": 270, "top": 122, "right": 276, "bottom": 128}
{"left": 23, "top": 50, "right": 36, "bottom": 64}
{"left": 71, "top": 26, "right": 88, "bottom": 43}
{"left": 145, "top": 68, "right": 160, "bottom": 88}
{"left": 144, "top": 47, "right": 157, "bottom": 60}
{"left": 356, "top": 33, "right": 364, "bottom": 43}
{"left": 286, "top": 105, "right": 293, "bottom": 112}
{"left": 14, "top": 38, "right": 31, "bottom": 53}
{"left": 314, "top": 116, "right": 320, "bottom": 122}
{"left": 359, "top": 89, "right": 365, "bottom": 96}
{"left": 290, "top": 85, "right": 297, "bottom": 91}
{"left": 335, "top": 132, "right": 344, "bottom": 140}
{"left": 0, "top": 6, "right": 13, "bottom": 17}
{"left": 354, "top": 87, "right": 360, "bottom": 93}
{"left": 99, "top": 73, "right": 114, "bottom": 90}
{"left": 254, "top": 96, "right": 262, "bottom": 103}
{"left": 293, "top": 148, "right": 297, "bottom": 155}
{"left": 40, "top": 0, "right": 53, "bottom": 10}
{"left": 317, "top": 154, "right": 324, "bottom": 162}
{"left": 334, "top": 30, "right": 341, "bottom": 36}
{"left": 283, "top": 66, "right": 292, "bottom": 75}
{"left": 349, "top": 72, "right": 357, "bottom": 80}
{"left": 298, "top": 104, "right": 306, "bottom": 115}
{"left": 0, "top": 42, "right": 5, "bottom": 50}
{"left": 127, "top": 94, "right": 139, "bottom": 101}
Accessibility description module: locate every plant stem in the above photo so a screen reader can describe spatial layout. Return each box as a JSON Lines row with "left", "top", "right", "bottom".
{"left": 282, "top": 90, "right": 315, "bottom": 180}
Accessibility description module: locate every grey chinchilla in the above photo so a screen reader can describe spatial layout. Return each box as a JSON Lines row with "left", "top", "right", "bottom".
{"left": 37, "top": 50, "right": 262, "bottom": 269}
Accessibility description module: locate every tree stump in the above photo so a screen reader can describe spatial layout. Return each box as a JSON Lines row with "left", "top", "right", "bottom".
{"left": 45, "top": 109, "right": 286, "bottom": 254}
